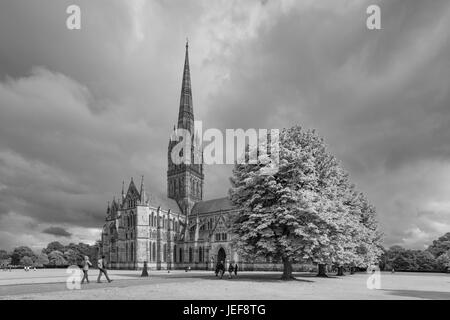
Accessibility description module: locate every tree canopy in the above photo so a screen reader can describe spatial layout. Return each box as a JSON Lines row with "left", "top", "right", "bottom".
{"left": 229, "top": 126, "right": 382, "bottom": 279}
{"left": 0, "top": 241, "right": 100, "bottom": 268}
{"left": 427, "top": 232, "right": 450, "bottom": 257}
{"left": 10, "top": 246, "right": 36, "bottom": 265}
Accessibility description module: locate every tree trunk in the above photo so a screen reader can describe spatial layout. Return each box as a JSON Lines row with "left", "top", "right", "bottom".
{"left": 337, "top": 266, "right": 344, "bottom": 276}
{"left": 281, "top": 257, "right": 293, "bottom": 280}
{"left": 317, "top": 264, "right": 328, "bottom": 277}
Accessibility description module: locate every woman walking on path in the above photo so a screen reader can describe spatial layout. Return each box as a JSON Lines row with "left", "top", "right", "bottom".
{"left": 81, "top": 256, "right": 92, "bottom": 284}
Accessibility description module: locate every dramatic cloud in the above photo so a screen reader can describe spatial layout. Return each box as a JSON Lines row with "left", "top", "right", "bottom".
{"left": 42, "top": 227, "right": 72, "bottom": 238}
{"left": 0, "top": 0, "right": 449, "bottom": 250}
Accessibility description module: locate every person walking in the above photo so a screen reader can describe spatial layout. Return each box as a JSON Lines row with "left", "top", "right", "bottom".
{"left": 218, "top": 260, "right": 225, "bottom": 279}
{"left": 141, "top": 261, "right": 149, "bottom": 277}
{"left": 228, "top": 262, "right": 234, "bottom": 279}
{"left": 97, "top": 255, "right": 112, "bottom": 283}
{"left": 234, "top": 263, "right": 238, "bottom": 277}
{"left": 81, "top": 256, "right": 92, "bottom": 284}
{"left": 215, "top": 262, "right": 220, "bottom": 277}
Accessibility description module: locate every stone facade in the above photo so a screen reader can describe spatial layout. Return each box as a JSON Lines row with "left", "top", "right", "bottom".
{"left": 100, "top": 42, "right": 312, "bottom": 272}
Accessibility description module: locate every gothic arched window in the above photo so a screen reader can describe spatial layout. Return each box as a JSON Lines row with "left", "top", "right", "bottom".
{"left": 152, "top": 242, "right": 156, "bottom": 262}
{"left": 149, "top": 240, "right": 151, "bottom": 261}
{"left": 130, "top": 242, "right": 134, "bottom": 262}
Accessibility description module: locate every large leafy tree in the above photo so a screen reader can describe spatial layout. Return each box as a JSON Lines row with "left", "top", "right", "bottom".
{"left": 47, "top": 250, "right": 68, "bottom": 267}
{"left": 427, "top": 233, "right": 450, "bottom": 257}
{"left": 0, "top": 250, "right": 9, "bottom": 260}
{"left": 42, "top": 241, "right": 65, "bottom": 255}
{"left": 0, "top": 250, "right": 11, "bottom": 267}
{"left": 34, "top": 253, "right": 50, "bottom": 268}
{"left": 436, "top": 251, "right": 450, "bottom": 272}
{"left": 229, "top": 126, "right": 381, "bottom": 279}
{"left": 347, "top": 192, "right": 383, "bottom": 272}
{"left": 20, "top": 256, "right": 34, "bottom": 267}
{"left": 10, "top": 246, "right": 36, "bottom": 265}
{"left": 64, "top": 249, "right": 79, "bottom": 265}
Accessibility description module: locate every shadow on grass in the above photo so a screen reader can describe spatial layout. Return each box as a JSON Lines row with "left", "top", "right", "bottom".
{"left": 152, "top": 272, "right": 317, "bottom": 283}
{"left": 115, "top": 271, "right": 349, "bottom": 283}
{"left": 381, "top": 289, "right": 450, "bottom": 300}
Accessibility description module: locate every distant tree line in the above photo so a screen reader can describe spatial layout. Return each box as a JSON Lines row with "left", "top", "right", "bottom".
{"left": 379, "top": 233, "right": 450, "bottom": 272}
{"left": 0, "top": 241, "right": 101, "bottom": 268}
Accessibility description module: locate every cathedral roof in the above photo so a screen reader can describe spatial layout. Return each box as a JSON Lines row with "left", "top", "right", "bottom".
{"left": 125, "top": 177, "right": 140, "bottom": 200}
{"left": 121, "top": 177, "right": 182, "bottom": 214}
{"left": 147, "top": 192, "right": 182, "bottom": 214}
{"left": 191, "top": 197, "right": 236, "bottom": 215}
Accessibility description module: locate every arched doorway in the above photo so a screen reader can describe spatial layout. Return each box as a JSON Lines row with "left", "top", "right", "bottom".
{"left": 217, "top": 247, "right": 226, "bottom": 264}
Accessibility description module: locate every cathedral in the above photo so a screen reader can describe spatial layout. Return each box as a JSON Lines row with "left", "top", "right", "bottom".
{"left": 100, "top": 42, "right": 303, "bottom": 271}
{"left": 101, "top": 42, "right": 239, "bottom": 271}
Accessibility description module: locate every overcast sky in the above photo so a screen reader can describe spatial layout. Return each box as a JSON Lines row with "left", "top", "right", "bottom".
{"left": 0, "top": 0, "right": 449, "bottom": 251}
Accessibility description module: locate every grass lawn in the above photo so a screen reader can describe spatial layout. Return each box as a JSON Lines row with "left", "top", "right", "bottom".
{"left": 0, "top": 269, "right": 449, "bottom": 300}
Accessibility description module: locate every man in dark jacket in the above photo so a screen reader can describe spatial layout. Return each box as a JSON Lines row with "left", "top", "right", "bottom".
{"left": 215, "top": 262, "right": 219, "bottom": 277}
{"left": 217, "top": 261, "right": 225, "bottom": 279}
{"left": 97, "top": 255, "right": 112, "bottom": 283}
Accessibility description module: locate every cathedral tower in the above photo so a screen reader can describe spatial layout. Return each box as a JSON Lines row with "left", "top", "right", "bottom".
{"left": 167, "top": 41, "right": 204, "bottom": 215}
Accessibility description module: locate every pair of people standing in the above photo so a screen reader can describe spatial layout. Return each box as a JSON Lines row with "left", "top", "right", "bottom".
{"left": 215, "top": 261, "right": 226, "bottom": 278}
{"left": 81, "top": 255, "right": 112, "bottom": 284}
{"left": 215, "top": 261, "right": 238, "bottom": 279}
{"left": 228, "top": 262, "right": 238, "bottom": 279}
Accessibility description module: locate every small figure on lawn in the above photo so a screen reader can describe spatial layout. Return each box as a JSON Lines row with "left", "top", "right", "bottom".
{"left": 141, "top": 261, "right": 149, "bottom": 277}
{"left": 228, "top": 262, "right": 234, "bottom": 279}
{"left": 216, "top": 260, "right": 225, "bottom": 279}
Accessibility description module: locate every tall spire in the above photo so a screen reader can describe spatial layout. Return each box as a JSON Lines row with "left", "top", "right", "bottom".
{"left": 167, "top": 40, "right": 204, "bottom": 213}
{"left": 177, "top": 39, "right": 194, "bottom": 133}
